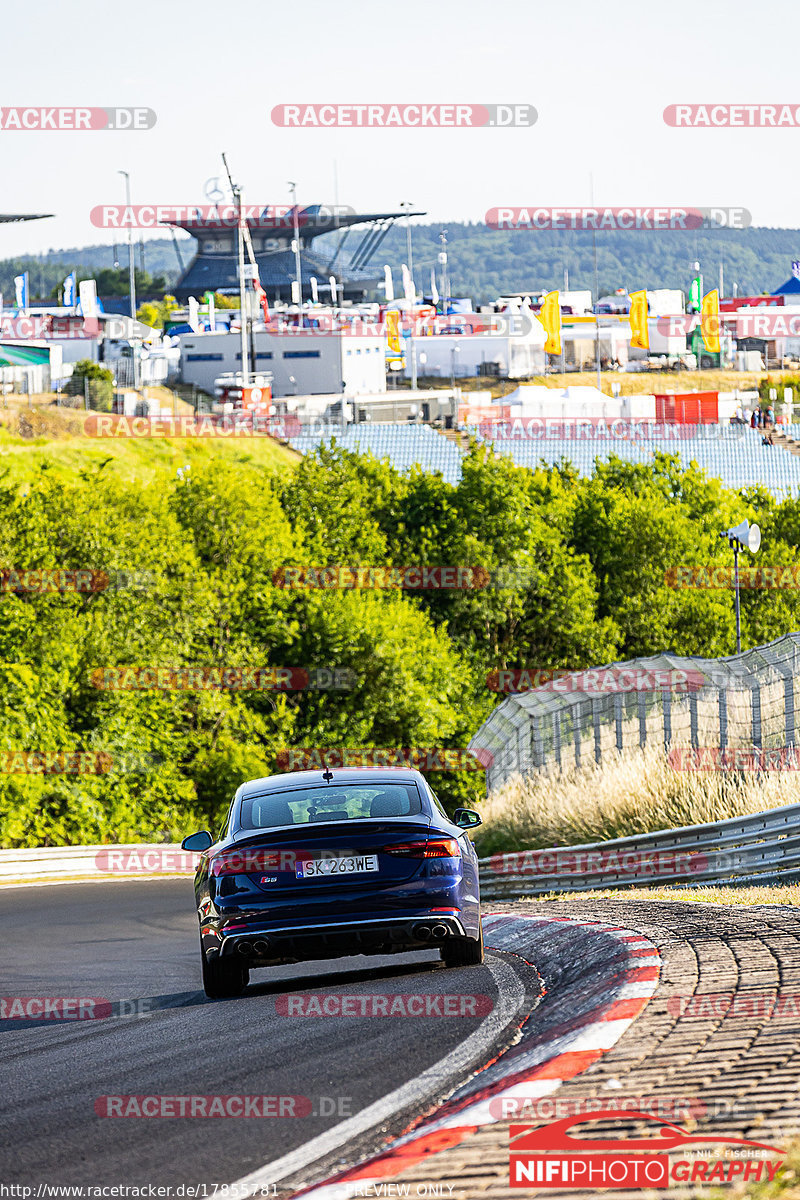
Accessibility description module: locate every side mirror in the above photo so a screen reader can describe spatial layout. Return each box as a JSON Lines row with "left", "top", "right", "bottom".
{"left": 181, "top": 830, "right": 213, "bottom": 852}
{"left": 453, "top": 808, "right": 482, "bottom": 829}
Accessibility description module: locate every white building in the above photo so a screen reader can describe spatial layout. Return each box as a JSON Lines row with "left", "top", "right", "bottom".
{"left": 501, "top": 384, "right": 656, "bottom": 420}
{"left": 178, "top": 330, "right": 387, "bottom": 398}
{"left": 403, "top": 315, "right": 546, "bottom": 381}
{"left": 559, "top": 324, "right": 631, "bottom": 369}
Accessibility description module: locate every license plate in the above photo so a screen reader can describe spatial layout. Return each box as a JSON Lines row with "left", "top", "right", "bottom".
{"left": 296, "top": 854, "right": 379, "bottom": 879}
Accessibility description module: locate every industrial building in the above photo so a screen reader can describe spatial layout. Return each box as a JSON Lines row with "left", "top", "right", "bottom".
{"left": 177, "top": 328, "right": 386, "bottom": 398}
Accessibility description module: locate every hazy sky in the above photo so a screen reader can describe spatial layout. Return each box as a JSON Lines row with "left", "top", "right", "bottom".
{"left": 3, "top": 0, "right": 800, "bottom": 258}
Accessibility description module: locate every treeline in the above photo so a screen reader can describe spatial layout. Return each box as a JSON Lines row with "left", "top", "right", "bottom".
{"left": 4, "top": 222, "right": 799, "bottom": 306}
{"left": 0, "top": 257, "right": 177, "bottom": 301}
{"left": 321, "top": 223, "right": 800, "bottom": 303}
{"left": 1, "top": 443, "right": 799, "bottom": 847}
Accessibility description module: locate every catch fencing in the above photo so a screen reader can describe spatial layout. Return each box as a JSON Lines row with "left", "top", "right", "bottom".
{"left": 469, "top": 632, "right": 800, "bottom": 794}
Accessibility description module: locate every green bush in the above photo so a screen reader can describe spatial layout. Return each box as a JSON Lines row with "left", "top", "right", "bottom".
{"left": 68, "top": 359, "right": 114, "bottom": 412}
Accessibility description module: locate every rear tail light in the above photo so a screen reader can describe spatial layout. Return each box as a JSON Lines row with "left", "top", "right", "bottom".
{"left": 384, "top": 838, "right": 461, "bottom": 858}
{"left": 210, "top": 848, "right": 281, "bottom": 876}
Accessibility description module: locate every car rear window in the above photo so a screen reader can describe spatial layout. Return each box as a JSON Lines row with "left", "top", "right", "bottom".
{"left": 238, "top": 783, "right": 423, "bottom": 831}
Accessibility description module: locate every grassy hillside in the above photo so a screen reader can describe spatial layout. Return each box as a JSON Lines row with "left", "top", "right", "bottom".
{"left": 0, "top": 402, "right": 299, "bottom": 488}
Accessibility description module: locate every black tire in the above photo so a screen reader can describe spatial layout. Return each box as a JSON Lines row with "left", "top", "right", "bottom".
{"left": 440, "top": 919, "right": 484, "bottom": 967}
{"left": 201, "top": 951, "right": 249, "bottom": 999}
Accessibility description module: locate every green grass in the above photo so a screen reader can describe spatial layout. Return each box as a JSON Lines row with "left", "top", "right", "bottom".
{"left": 0, "top": 406, "right": 300, "bottom": 487}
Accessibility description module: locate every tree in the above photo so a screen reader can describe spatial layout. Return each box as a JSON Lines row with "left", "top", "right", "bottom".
{"left": 67, "top": 360, "right": 114, "bottom": 412}
{"left": 136, "top": 295, "right": 180, "bottom": 330}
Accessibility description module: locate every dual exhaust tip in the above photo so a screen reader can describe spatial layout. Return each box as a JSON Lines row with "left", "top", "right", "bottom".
{"left": 413, "top": 922, "right": 450, "bottom": 942}
{"left": 235, "top": 926, "right": 449, "bottom": 954}
{"left": 236, "top": 938, "right": 272, "bottom": 957}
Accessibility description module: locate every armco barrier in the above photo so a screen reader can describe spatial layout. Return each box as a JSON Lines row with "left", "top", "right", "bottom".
{"left": 477, "top": 800, "right": 800, "bottom": 897}
{"left": 3, "top": 804, "right": 799, "bottom": 895}
{"left": 0, "top": 843, "right": 190, "bottom": 885}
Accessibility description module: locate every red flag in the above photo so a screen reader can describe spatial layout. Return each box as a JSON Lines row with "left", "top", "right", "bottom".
{"left": 256, "top": 282, "right": 270, "bottom": 323}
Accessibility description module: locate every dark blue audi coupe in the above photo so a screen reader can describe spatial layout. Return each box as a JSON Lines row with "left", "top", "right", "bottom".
{"left": 181, "top": 767, "right": 484, "bottom": 998}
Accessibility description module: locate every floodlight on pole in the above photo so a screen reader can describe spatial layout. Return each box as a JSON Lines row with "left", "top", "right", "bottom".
{"left": 221, "top": 153, "right": 249, "bottom": 386}
{"left": 288, "top": 182, "right": 303, "bottom": 312}
{"left": 719, "top": 518, "right": 761, "bottom": 653}
{"left": 400, "top": 200, "right": 417, "bottom": 389}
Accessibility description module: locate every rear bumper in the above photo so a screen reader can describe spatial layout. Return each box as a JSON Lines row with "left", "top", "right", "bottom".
{"left": 204, "top": 913, "right": 468, "bottom": 963}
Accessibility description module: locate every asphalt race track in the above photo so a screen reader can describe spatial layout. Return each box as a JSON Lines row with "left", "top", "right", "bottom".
{"left": 9, "top": 883, "right": 800, "bottom": 1198}
{"left": 0, "top": 881, "right": 539, "bottom": 1187}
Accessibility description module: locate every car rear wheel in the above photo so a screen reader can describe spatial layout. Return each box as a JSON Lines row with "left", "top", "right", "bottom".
{"left": 201, "top": 950, "right": 249, "bottom": 999}
{"left": 440, "top": 919, "right": 484, "bottom": 967}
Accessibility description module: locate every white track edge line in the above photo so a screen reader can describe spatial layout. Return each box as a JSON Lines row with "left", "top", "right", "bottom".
{"left": 229, "top": 954, "right": 526, "bottom": 1196}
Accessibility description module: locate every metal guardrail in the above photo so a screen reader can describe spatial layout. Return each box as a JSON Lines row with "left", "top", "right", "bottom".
{"left": 478, "top": 800, "right": 800, "bottom": 897}
{"left": 0, "top": 844, "right": 191, "bottom": 884}
{"left": 4, "top": 808, "right": 799, "bottom": 896}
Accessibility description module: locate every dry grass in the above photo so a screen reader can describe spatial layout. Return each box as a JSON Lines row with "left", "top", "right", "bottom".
{"left": 707, "top": 1141, "right": 800, "bottom": 1199}
{"left": 514, "top": 884, "right": 800, "bottom": 906}
{"left": 473, "top": 746, "right": 800, "bottom": 856}
{"left": 0, "top": 402, "right": 299, "bottom": 486}
{"left": 431, "top": 367, "right": 774, "bottom": 399}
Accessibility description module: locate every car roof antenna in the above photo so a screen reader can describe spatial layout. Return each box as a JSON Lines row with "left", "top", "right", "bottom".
{"left": 322, "top": 768, "right": 334, "bottom": 782}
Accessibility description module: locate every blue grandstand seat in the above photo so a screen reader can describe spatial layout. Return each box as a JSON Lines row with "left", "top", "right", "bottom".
{"left": 287, "top": 422, "right": 800, "bottom": 498}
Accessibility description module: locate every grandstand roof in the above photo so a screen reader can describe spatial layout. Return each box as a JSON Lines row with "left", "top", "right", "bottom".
{"left": 174, "top": 247, "right": 382, "bottom": 301}
{"left": 0, "top": 213, "right": 53, "bottom": 223}
{"left": 170, "top": 207, "right": 422, "bottom": 236}
{"left": 773, "top": 276, "right": 800, "bottom": 295}
{"left": 172, "top": 205, "right": 424, "bottom": 303}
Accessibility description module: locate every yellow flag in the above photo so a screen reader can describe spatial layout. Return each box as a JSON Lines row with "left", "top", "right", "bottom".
{"left": 536, "top": 290, "right": 561, "bottom": 355}
{"left": 628, "top": 289, "right": 649, "bottom": 350}
{"left": 701, "top": 289, "right": 720, "bottom": 354}
{"left": 385, "top": 309, "right": 401, "bottom": 354}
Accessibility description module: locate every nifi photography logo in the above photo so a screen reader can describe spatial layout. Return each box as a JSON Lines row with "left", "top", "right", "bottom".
{"left": 509, "top": 1111, "right": 785, "bottom": 1188}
